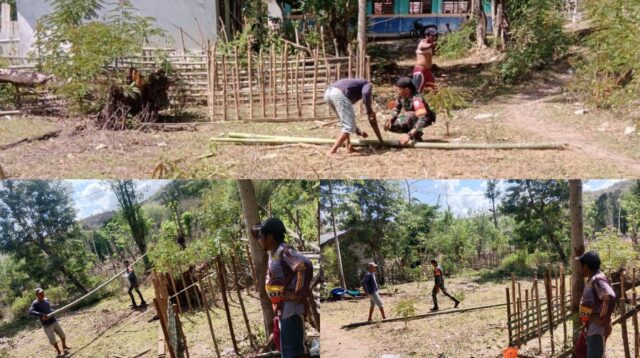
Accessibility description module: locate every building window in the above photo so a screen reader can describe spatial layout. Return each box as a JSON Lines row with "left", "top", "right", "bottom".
{"left": 409, "top": 0, "right": 433, "bottom": 14}
{"left": 373, "top": 0, "right": 394, "bottom": 15}
{"left": 443, "top": 0, "right": 469, "bottom": 14}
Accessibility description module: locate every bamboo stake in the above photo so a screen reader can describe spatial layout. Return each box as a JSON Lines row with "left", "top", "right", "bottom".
{"left": 200, "top": 279, "right": 221, "bottom": 358}
{"left": 154, "top": 298, "right": 176, "bottom": 358}
{"left": 247, "top": 42, "right": 253, "bottom": 120}
{"left": 259, "top": 50, "right": 266, "bottom": 118}
{"left": 301, "top": 51, "right": 307, "bottom": 114}
{"left": 284, "top": 43, "right": 290, "bottom": 118}
{"left": 366, "top": 55, "right": 371, "bottom": 81}
{"left": 173, "top": 304, "right": 190, "bottom": 358}
{"left": 233, "top": 45, "right": 241, "bottom": 121}
{"left": 560, "top": 266, "right": 567, "bottom": 348}
{"left": 230, "top": 253, "right": 256, "bottom": 349}
{"left": 312, "top": 49, "right": 319, "bottom": 117}
{"left": 622, "top": 269, "right": 632, "bottom": 358}
{"left": 511, "top": 273, "right": 517, "bottom": 317}
{"left": 207, "top": 41, "right": 214, "bottom": 119}
{"left": 217, "top": 255, "right": 239, "bottom": 355}
{"left": 545, "top": 271, "right": 555, "bottom": 355}
{"left": 535, "top": 276, "right": 542, "bottom": 353}
{"left": 525, "top": 289, "right": 529, "bottom": 333}
{"left": 245, "top": 244, "right": 258, "bottom": 293}
{"left": 222, "top": 54, "right": 228, "bottom": 121}
{"left": 271, "top": 45, "right": 276, "bottom": 117}
{"left": 168, "top": 268, "right": 183, "bottom": 314}
{"left": 633, "top": 268, "right": 639, "bottom": 358}
{"left": 347, "top": 44, "right": 353, "bottom": 77}
{"left": 295, "top": 52, "right": 302, "bottom": 117}
{"left": 517, "top": 283, "right": 522, "bottom": 345}
{"left": 506, "top": 287, "right": 513, "bottom": 345}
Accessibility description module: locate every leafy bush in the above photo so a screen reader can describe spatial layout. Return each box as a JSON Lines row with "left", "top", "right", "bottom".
{"left": 571, "top": 0, "right": 640, "bottom": 109}
{"left": 588, "top": 227, "right": 638, "bottom": 272}
{"left": 424, "top": 84, "right": 470, "bottom": 136}
{"left": 498, "top": 0, "right": 569, "bottom": 83}
{"left": 9, "top": 294, "right": 33, "bottom": 321}
{"left": 394, "top": 298, "right": 418, "bottom": 326}
{"left": 437, "top": 20, "right": 476, "bottom": 61}
{"left": 500, "top": 250, "right": 534, "bottom": 276}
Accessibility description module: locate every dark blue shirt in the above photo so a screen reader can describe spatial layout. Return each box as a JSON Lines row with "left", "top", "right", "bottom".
{"left": 331, "top": 78, "right": 374, "bottom": 115}
{"left": 362, "top": 271, "right": 379, "bottom": 294}
{"left": 29, "top": 298, "right": 57, "bottom": 326}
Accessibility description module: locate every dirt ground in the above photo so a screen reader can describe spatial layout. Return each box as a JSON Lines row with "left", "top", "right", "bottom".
{"left": 0, "top": 44, "right": 638, "bottom": 179}
{"left": 0, "top": 281, "right": 317, "bottom": 358}
{"left": 321, "top": 274, "right": 626, "bottom": 358}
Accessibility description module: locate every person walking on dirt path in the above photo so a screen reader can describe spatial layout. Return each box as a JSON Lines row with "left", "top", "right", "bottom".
{"left": 412, "top": 28, "right": 438, "bottom": 94}
{"left": 124, "top": 260, "right": 147, "bottom": 308}
{"left": 253, "top": 217, "right": 313, "bottom": 358}
{"left": 575, "top": 251, "right": 616, "bottom": 358}
{"left": 324, "top": 78, "right": 383, "bottom": 156}
{"left": 384, "top": 77, "right": 436, "bottom": 146}
{"left": 362, "top": 262, "right": 386, "bottom": 322}
{"left": 29, "top": 288, "right": 71, "bottom": 357}
{"left": 430, "top": 259, "right": 460, "bottom": 311}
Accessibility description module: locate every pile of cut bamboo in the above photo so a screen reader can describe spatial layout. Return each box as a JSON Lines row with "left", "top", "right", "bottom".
{"left": 212, "top": 133, "right": 569, "bottom": 150}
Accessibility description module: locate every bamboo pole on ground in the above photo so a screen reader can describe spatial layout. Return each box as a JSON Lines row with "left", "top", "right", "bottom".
{"left": 506, "top": 287, "right": 513, "bottom": 345}
{"left": 217, "top": 255, "right": 239, "bottom": 355}
{"left": 247, "top": 42, "right": 253, "bottom": 121}
{"left": 535, "top": 276, "right": 542, "bottom": 353}
{"left": 199, "top": 279, "right": 221, "bottom": 358}
{"left": 222, "top": 54, "right": 228, "bottom": 121}
{"left": 233, "top": 45, "right": 241, "bottom": 121}
{"left": 312, "top": 49, "right": 319, "bottom": 117}
{"left": 622, "top": 269, "right": 632, "bottom": 358}
{"left": 545, "top": 271, "right": 555, "bottom": 355}
{"left": 633, "top": 268, "right": 639, "bottom": 358}
{"left": 231, "top": 253, "right": 256, "bottom": 349}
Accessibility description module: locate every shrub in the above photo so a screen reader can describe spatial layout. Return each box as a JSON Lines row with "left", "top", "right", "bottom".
{"left": 500, "top": 250, "right": 534, "bottom": 276}
{"left": 394, "top": 298, "right": 418, "bottom": 326}
{"left": 424, "top": 84, "right": 470, "bottom": 136}
{"left": 9, "top": 294, "right": 33, "bottom": 321}
{"left": 437, "top": 20, "right": 476, "bottom": 61}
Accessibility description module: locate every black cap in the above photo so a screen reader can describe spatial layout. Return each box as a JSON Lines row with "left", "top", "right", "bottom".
{"left": 35, "top": 288, "right": 44, "bottom": 294}
{"left": 576, "top": 251, "right": 601, "bottom": 271}
{"left": 253, "top": 217, "right": 286, "bottom": 240}
{"left": 396, "top": 77, "right": 416, "bottom": 92}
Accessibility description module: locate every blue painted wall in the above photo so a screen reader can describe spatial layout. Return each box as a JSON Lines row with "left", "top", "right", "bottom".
{"left": 368, "top": 15, "right": 493, "bottom": 34}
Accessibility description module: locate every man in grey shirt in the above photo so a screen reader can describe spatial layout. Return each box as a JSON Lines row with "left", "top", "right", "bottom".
{"left": 29, "top": 288, "right": 71, "bottom": 356}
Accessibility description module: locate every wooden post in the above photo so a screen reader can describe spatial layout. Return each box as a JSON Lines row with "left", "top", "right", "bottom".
{"left": 222, "top": 54, "right": 228, "bottom": 121}
{"left": 231, "top": 253, "right": 256, "bottom": 349}
{"left": 506, "top": 287, "right": 513, "bottom": 345}
{"left": 517, "top": 283, "right": 522, "bottom": 345}
{"left": 217, "top": 255, "right": 239, "bottom": 355}
{"left": 347, "top": 44, "right": 353, "bottom": 78}
{"left": 207, "top": 41, "right": 214, "bottom": 120}
{"left": 511, "top": 273, "right": 517, "bottom": 318}
{"left": 295, "top": 52, "right": 302, "bottom": 117}
{"left": 622, "top": 269, "right": 632, "bottom": 358}
{"left": 545, "top": 271, "right": 555, "bottom": 355}
{"left": 233, "top": 45, "right": 241, "bottom": 121}
{"left": 283, "top": 43, "right": 290, "bottom": 118}
{"left": 525, "top": 289, "right": 529, "bottom": 333}
{"left": 312, "top": 50, "right": 319, "bottom": 117}
{"left": 633, "top": 268, "right": 639, "bottom": 358}
{"left": 247, "top": 42, "right": 254, "bottom": 120}
{"left": 179, "top": 265, "right": 193, "bottom": 312}
{"left": 357, "top": 0, "right": 367, "bottom": 78}
{"left": 200, "top": 279, "right": 221, "bottom": 357}
{"left": 301, "top": 52, "right": 307, "bottom": 116}
{"left": 271, "top": 45, "right": 277, "bottom": 117}
{"left": 535, "top": 275, "right": 542, "bottom": 353}
{"left": 173, "top": 304, "right": 190, "bottom": 358}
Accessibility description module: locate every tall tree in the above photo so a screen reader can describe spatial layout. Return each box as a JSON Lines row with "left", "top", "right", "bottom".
{"left": 485, "top": 179, "right": 501, "bottom": 228}
{"left": 0, "top": 181, "right": 89, "bottom": 293}
{"left": 569, "top": 179, "right": 585, "bottom": 343}
{"left": 357, "top": 0, "right": 367, "bottom": 77}
{"left": 299, "top": 0, "right": 358, "bottom": 54}
{"left": 501, "top": 180, "right": 570, "bottom": 262}
{"left": 237, "top": 180, "right": 275, "bottom": 336}
{"left": 327, "top": 180, "right": 347, "bottom": 289}
{"left": 110, "top": 180, "right": 151, "bottom": 271}
{"left": 471, "top": 0, "right": 487, "bottom": 49}
{"left": 622, "top": 181, "right": 640, "bottom": 245}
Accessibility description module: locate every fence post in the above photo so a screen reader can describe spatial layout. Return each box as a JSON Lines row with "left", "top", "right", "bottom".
{"left": 622, "top": 269, "right": 632, "bottom": 358}
{"left": 544, "top": 270, "right": 555, "bottom": 355}
{"left": 506, "top": 287, "right": 512, "bottom": 346}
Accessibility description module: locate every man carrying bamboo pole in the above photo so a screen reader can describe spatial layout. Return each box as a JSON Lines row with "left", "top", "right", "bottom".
{"left": 385, "top": 77, "right": 436, "bottom": 146}
{"left": 253, "top": 217, "right": 313, "bottom": 358}
{"left": 324, "top": 78, "right": 383, "bottom": 155}
{"left": 575, "top": 251, "right": 616, "bottom": 358}
{"left": 430, "top": 259, "right": 460, "bottom": 311}
{"left": 29, "top": 288, "right": 71, "bottom": 356}
{"left": 124, "top": 260, "right": 147, "bottom": 308}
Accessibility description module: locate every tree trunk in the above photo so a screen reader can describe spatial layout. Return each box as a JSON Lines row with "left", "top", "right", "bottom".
{"left": 472, "top": 0, "right": 488, "bottom": 49}
{"left": 41, "top": 244, "right": 89, "bottom": 294}
{"left": 328, "top": 181, "right": 347, "bottom": 289}
{"left": 357, "top": 0, "right": 367, "bottom": 78}
{"left": 217, "top": 255, "right": 239, "bottom": 355}
{"left": 0, "top": 69, "right": 50, "bottom": 87}
{"left": 570, "top": 179, "right": 585, "bottom": 344}
{"left": 491, "top": 198, "right": 499, "bottom": 228}
{"left": 496, "top": 1, "right": 509, "bottom": 50}
{"left": 238, "top": 180, "right": 275, "bottom": 336}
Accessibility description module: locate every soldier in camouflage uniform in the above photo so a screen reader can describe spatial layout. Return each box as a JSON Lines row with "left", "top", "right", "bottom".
{"left": 384, "top": 77, "right": 436, "bottom": 146}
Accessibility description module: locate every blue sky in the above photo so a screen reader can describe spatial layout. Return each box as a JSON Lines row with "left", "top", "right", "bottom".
{"left": 69, "top": 180, "right": 170, "bottom": 219}
{"left": 404, "top": 179, "right": 623, "bottom": 217}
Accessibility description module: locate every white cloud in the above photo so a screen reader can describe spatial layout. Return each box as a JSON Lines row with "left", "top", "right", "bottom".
{"left": 583, "top": 179, "right": 623, "bottom": 192}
